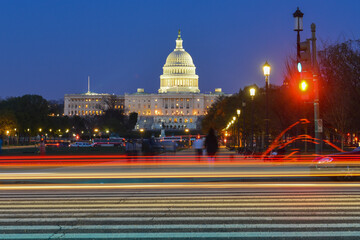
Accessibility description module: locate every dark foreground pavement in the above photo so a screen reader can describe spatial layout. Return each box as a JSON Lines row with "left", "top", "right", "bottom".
{"left": 1, "top": 187, "right": 360, "bottom": 239}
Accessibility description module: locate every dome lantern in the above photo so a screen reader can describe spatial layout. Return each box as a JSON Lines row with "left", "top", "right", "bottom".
{"left": 175, "top": 29, "right": 184, "bottom": 50}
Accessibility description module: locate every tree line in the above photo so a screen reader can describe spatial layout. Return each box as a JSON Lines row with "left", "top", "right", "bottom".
{"left": 0, "top": 95, "right": 138, "bottom": 139}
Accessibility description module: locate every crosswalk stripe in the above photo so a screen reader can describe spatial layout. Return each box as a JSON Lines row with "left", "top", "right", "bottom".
{"left": 1, "top": 197, "right": 359, "bottom": 203}
{"left": 3, "top": 223, "right": 360, "bottom": 231}
{"left": 2, "top": 211, "right": 360, "bottom": 218}
{"left": 2, "top": 201, "right": 360, "bottom": 208}
{"left": 1, "top": 206, "right": 360, "bottom": 212}
{"left": 2, "top": 216, "right": 360, "bottom": 222}
{"left": 2, "top": 232, "right": 360, "bottom": 239}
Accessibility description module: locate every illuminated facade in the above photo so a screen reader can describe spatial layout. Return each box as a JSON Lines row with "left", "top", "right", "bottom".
{"left": 64, "top": 92, "right": 124, "bottom": 117}
{"left": 64, "top": 31, "right": 227, "bottom": 130}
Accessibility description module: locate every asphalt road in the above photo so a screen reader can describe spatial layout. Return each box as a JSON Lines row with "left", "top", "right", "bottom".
{"left": 1, "top": 188, "right": 360, "bottom": 239}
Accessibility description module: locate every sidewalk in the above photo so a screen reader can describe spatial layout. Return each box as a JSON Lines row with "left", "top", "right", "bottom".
{"left": 1, "top": 145, "right": 37, "bottom": 150}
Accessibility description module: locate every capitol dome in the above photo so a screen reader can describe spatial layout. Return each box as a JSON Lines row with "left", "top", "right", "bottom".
{"left": 164, "top": 49, "right": 195, "bottom": 67}
{"left": 159, "top": 30, "right": 200, "bottom": 94}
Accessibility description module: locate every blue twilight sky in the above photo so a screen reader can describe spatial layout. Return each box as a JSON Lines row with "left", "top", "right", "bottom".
{"left": 0, "top": 0, "right": 359, "bottom": 100}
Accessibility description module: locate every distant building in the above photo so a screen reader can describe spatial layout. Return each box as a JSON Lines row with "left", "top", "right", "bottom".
{"left": 64, "top": 30, "right": 229, "bottom": 130}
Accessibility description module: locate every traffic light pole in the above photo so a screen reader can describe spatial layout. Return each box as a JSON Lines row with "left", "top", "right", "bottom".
{"left": 311, "top": 23, "right": 321, "bottom": 155}
{"left": 295, "top": 30, "right": 301, "bottom": 150}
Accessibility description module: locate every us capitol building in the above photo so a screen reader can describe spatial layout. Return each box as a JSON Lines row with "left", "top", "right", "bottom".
{"left": 64, "top": 31, "right": 228, "bottom": 130}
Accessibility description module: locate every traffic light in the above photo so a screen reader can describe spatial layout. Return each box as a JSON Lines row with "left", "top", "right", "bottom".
{"left": 297, "top": 72, "right": 313, "bottom": 101}
{"left": 299, "top": 39, "right": 312, "bottom": 72}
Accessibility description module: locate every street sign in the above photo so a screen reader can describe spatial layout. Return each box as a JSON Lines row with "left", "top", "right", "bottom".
{"left": 316, "top": 119, "right": 323, "bottom": 133}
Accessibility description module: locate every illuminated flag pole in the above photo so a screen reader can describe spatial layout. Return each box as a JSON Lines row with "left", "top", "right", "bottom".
{"left": 88, "top": 76, "right": 90, "bottom": 93}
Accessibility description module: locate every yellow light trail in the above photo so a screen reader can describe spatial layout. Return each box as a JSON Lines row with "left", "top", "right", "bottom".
{"left": 1, "top": 182, "right": 360, "bottom": 191}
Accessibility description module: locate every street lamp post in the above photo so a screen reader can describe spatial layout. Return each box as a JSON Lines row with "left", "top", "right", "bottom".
{"left": 293, "top": 7, "right": 304, "bottom": 151}
{"left": 185, "top": 128, "right": 190, "bottom": 147}
{"left": 236, "top": 109, "right": 241, "bottom": 149}
{"left": 232, "top": 117, "right": 236, "bottom": 148}
{"left": 293, "top": 7, "right": 304, "bottom": 63}
{"left": 250, "top": 88, "right": 256, "bottom": 150}
{"left": 263, "top": 61, "right": 271, "bottom": 149}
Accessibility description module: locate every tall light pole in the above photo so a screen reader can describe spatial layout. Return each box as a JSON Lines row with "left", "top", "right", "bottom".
{"left": 232, "top": 117, "right": 236, "bottom": 148}
{"left": 293, "top": 7, "right": 304, "bottom": 63}
{"left": 250, "top": 87, "right": 256, "bottom": 150}
{"left": 293, "top": 7, "right": 304, "bottom": 151}
{"left": 185, "top": 128, "right": 190, "bottom": 147}
{"left": 236, "top": 109, "right": 241, "bottom": 149}
{"left": 263, "top": 61, "right": 271, "bottom": 149}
